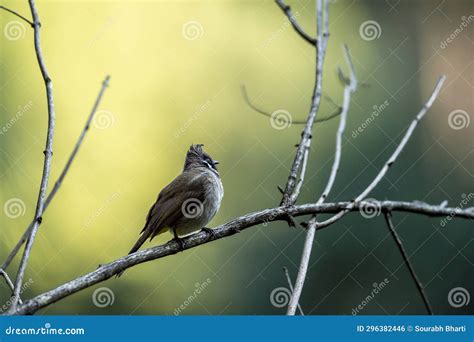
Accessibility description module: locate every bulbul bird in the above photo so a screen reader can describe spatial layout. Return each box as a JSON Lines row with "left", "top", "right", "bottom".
{"left": 118, "top": 144, "right": 223, "bottom": 276}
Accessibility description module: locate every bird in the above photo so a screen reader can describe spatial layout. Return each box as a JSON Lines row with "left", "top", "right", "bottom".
{"left": 117, "top": 144, "right": 223, "bottom": 277}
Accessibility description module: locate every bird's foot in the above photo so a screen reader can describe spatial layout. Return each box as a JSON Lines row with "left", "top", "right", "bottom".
{"left": 172, "top": 237, "right": 187, "bottom": 251}
{"left": 201, "top": 227, "right": 216, "bottom": 239}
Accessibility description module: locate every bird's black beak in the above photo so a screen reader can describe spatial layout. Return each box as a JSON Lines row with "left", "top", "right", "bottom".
{"left": 213, "top": 160, "right": 219, "bottom": 165}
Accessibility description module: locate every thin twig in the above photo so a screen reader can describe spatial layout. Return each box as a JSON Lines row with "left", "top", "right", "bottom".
{"left": 0, "top": 270, "right": 22, "bottom": 305}
{"left": 287, "top": 43, "right": 357, "bottom": 315}
{"left": 0, "top": 76, "right": 110, "bottom": 273}
{"left": 280, "top": 0, "right": 329, "bottom": 207}
{"left": 275, "top": 0, "right": 317, "bottom": 46}
{"left": 313, "top": 75, "right": 446, "bottom": 230}
{"left": 10, "top": 0, "right": 55, "bottom": 311}
{"left": 383, "top": 211, "right": 433, "bottom": 315}
{"left": 283, "top": 267, "right": 304, "bottom": 315}
{"left": 0, "top": 5, "right": 34, "bottom": 26}
{"left": 5, "top": 199, "right": 473, "bottom": 315}
{"left": 241, "top": 85, "right": 342, "bottom": 124}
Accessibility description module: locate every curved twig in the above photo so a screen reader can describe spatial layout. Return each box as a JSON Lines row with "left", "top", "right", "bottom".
{"left": 283, "top": 267, "right": 304, "bottom": 315}
{"left": 241, "top": 85, "right": 342, "bottom": 124}
{"left": 0, "top": 5, "right": 34, "bottom": 26}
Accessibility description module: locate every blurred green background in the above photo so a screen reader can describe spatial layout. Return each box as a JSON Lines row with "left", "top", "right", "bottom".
{"left": 0, "top": 0, "right": 472, "bottom": 315}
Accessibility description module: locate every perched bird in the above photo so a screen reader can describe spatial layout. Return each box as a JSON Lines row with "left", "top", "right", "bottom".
{"left": 118, "top": 144, "right": 223, "bottom": 276}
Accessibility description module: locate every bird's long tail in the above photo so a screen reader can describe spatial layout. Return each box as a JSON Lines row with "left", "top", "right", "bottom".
{"left": 116, "top": 229, "right": 152, "bottom": 278}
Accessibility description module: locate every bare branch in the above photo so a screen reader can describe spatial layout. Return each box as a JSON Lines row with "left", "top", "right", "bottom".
{"left": 313, "top": 75, "right": 446, "bottom": 230}
{"left": 383, "top": 211, "right": 433, "bottom": 315}
{"left": 0, "top": 5, "right": 34, "bottom": 26}
{"left": 283, "top": 267, "right": 303, "bottom": 315}
{"left": 5, "top": 199, "right": 473, "bottom": 315}
{"left": 0, "top": 76, "right": 110, "bottom": 273}
{"left": 275, "top": 0, "right": 316, "bottom": 46}
{"left": 0, "top": 270, "right": 22, "bottom": 305}
{"left": 287, "top": 43, "right": 358, "bottom": 315}
{"left": 10, "top": 0, "right": 55, "bottom": 311}
{"left": 280, "top": 0, "right": 330, "bottom": 207}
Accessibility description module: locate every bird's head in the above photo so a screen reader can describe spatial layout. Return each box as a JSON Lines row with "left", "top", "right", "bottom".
{"left": 184, "top": 144, "right": 219, "bottom": 174}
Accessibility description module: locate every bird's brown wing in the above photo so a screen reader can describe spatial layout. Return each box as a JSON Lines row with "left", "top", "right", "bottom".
{"left": 142, "top": 171, "right": 207, "bottom": 240}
